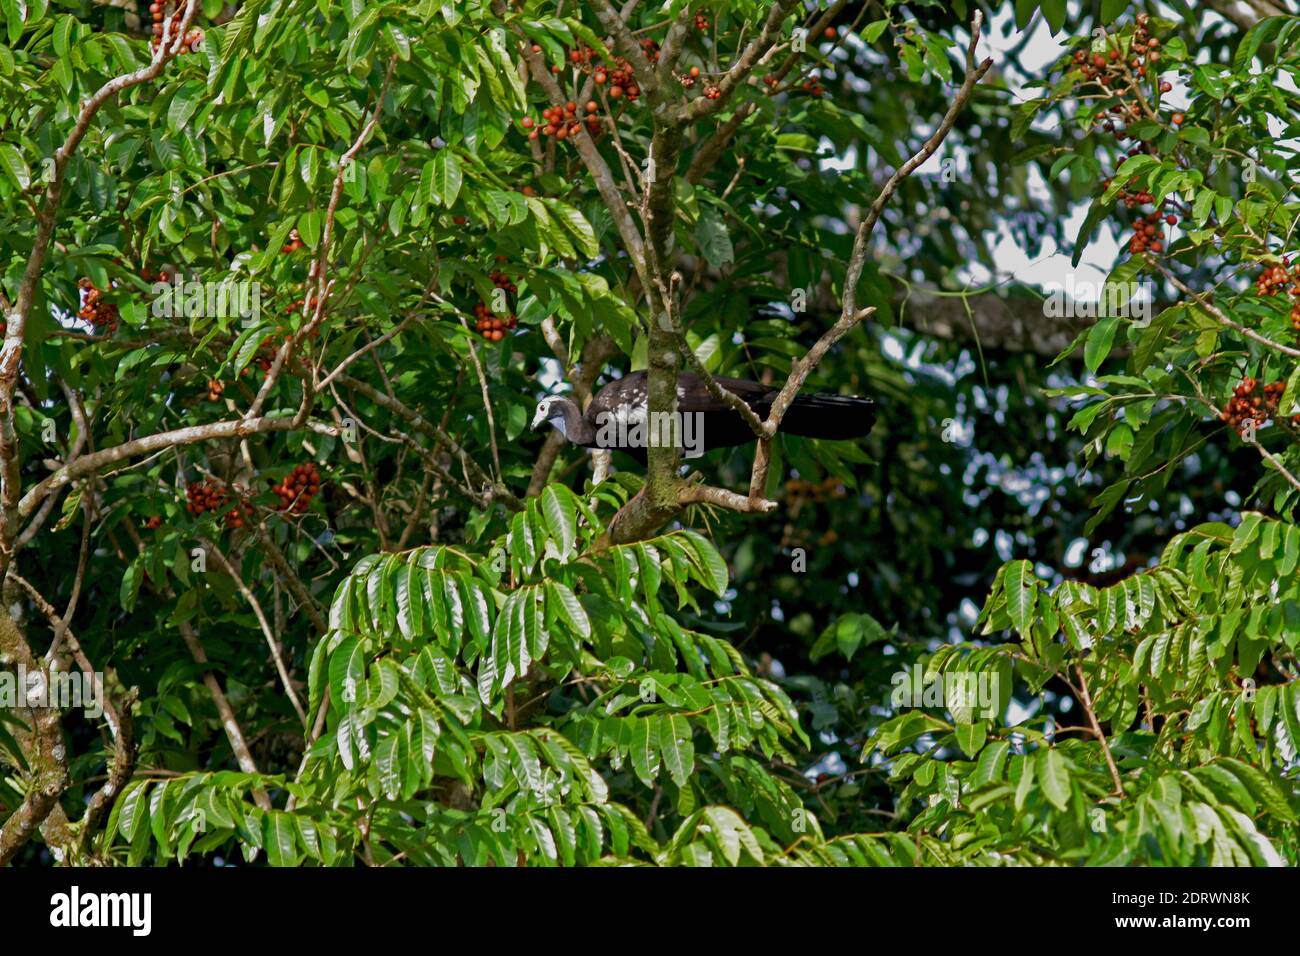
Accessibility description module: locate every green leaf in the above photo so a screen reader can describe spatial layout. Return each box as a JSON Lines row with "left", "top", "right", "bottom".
{"left": 167, "top": 84, "right": 202, "bottom": 132}
{"left": 1040, "top": 0, "right": 1066, "bottom": 34}
{"left": 679, "top": 531, "right": 728, "bottom": 596}
{"left": 1037, "top": 748, "right": 1070, "bottom": 812}
{"left": 697, "top": 209, "right": 734, "bottom": 268}
{"left": 540, "top": 485, "right": 576, "bottom": 558}
{"left": 953, "top": 721, "right": 987, "bottom": 759}
{"left": 658, "top": 715, "right": 694, "bottom": 786}
{"left": 547, "top": 581, "right": 590, "bottom": 639}
{"left": 630, "top": 718, "right": 660, "bottom": 787}
{"left": 1099, "top": 0, "right": 1127, "bottom": 23}
{"left": 0, "top": 142, "right": 30, "bottom": 190}
{"left": 432, "top": 149, "right": 463, "bottom": 207}
{"left": 297, "top": 209, "right": 323, "bottom": 249}
{"left": 329, "top": 635, "right": 365, "bottom": 708}
{"left": 1084, "top": 316, "right": 1120, "bottom": 373}
{"left": 1003, "top": 560, "right": 1037, "bottom": 636}
{"left": 264, "top": 811, "right": 299, "bottom": 866}
{"left": 1234, "top": 16, "right": 1287, "bottom": 72}
{"left": 862, "top": 20, "right": 889, "bottom": 43}
{"left": 120, "top": 557, "right": 144, "bottom": 612}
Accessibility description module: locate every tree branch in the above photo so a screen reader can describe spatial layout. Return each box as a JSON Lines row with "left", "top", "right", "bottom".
{"left": 19, "top": 415, "right": 339, "bottom": 522}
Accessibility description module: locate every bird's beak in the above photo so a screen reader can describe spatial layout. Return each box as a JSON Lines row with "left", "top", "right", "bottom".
{"left": 530, "top": 405, "right": 547, "bottom": 431}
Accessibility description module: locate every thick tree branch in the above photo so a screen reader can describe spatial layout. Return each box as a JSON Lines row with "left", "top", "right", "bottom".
{"left": 0, "top": 612, "right": 70, "bottom": 866}
{"left": 7, "top": 570, "right": 137, "bottom": 860}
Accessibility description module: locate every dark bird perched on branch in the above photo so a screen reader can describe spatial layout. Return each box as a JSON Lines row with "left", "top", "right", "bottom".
{"left": 531, "top": 371, "right": 876, "bottom": 460}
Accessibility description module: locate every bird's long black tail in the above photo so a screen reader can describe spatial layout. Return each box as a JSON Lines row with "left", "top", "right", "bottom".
{"left": 780, "top": 393, "right": 877, "bottom": 441}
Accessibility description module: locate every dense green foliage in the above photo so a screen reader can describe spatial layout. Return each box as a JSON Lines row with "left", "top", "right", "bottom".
{"left": 0, "top": 0, "right": 1297, "bottom": 866}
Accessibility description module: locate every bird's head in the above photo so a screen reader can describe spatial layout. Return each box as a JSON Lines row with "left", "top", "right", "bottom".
{"left": 531, "top": 396, "right": 568, "bottom": 435}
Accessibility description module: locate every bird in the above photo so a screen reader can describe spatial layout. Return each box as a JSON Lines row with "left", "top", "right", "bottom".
{"left": 531, "top": 370, "right": 876, "bottom": 460}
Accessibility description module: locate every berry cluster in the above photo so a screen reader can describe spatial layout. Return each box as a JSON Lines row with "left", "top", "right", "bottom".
{"left": 1256, "top": 261, "right": 1293, "bottom": 296}
{"left": 1125, "top": 210, "right": 1178, "bottom": 255}
{"left": 472, "top": 302, "right": 516, "bottom": 341}
{"left": 145, "top": 516, "right": 163, "bottom": 530}
{"left": 226, "top": 501, "right": 249, "bottom": 529}
{"left": 148, "top": 2, "right": 203, "bottom": 55}
{"left": 1071, "top": 13, "right": 1160, "bottom": 86}
{"left": 186, "top": 480, "right": 226, "bottom": 514}
{"left": 694, "top": 14, "right": 709, "bottom": 31}
{"left": 521, "top": 101, "right": 602, "bottom": 142}
{"left": 207, "top": 379, "right": 225, "bottom": 402}
{"left": 77, "top": 278, "right": 119, "bottom": 333}
{"left": 186, "top": 480, "right": 246, "bottom": 528}
{"left": 1255, "top": 262, "right": 1300, "bottom": 332}
{"left": 799, "top": 77, "right": 825, "bottom": 97}
{"left": 534, "top": 42, "right": 643, "bottom": 102}
{"left": 490, "top": 269, "right": 518, "bottom": 295}
{"left": 1221, "top": 377, "right": 1288, "bottom": 436}
{"left": 280, "top": 228, "right": 305, "bottom": 254}
{"left": 273, "top": 463, "right": 320, "bottom": 515}
{"left": 676, "top": 65, "right": 721, "bottom": 99}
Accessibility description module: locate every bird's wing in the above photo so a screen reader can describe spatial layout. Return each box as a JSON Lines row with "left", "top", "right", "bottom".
{"left": 588, "top": 371, "right": 774, "bottom": 416}
{"left": 587, "top": 371, "right": 649, "bottom": 426}
{"left": 674, "top": 373, "right": 774, "bottom": 413}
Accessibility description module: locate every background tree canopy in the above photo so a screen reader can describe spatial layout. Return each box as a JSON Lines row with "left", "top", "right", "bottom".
{"left": 0, "top": 0, "right": 1298, "bottom": 867}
